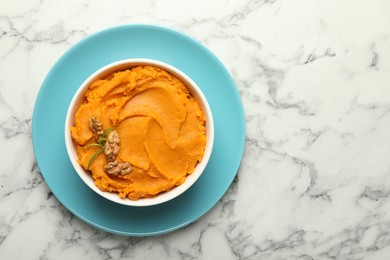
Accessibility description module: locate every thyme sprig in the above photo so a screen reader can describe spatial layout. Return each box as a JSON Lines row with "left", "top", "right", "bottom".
{"left": 84, "top": 127, "right": 114, "bottom": 170}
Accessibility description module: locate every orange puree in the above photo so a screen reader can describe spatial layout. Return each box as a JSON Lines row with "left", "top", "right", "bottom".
{"left": 70, "top": 65, "right": 207, "bottom": 200}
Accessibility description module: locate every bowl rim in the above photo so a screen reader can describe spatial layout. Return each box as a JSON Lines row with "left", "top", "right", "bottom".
{"left": 64, "top": 58, "right": 214, "bottom": 207}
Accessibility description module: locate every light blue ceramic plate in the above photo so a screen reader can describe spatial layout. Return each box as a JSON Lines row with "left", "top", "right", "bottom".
{"left": 32, "top": 24, "right": 245, "bottom": 236}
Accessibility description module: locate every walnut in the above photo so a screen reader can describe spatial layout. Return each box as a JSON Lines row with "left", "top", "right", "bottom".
{"left": 86, "top": 116, "right": 133, "bottom": 176}
{"left": 104, "top": 161, "right": 133, "bottom": 176}
{"left": 118, "top": 162, "right": 133, "bottom": 175}
{"left": 104, "top": 131, "right": 120, "bottom": 162}
{"left": 89, "top": 116, "right": 104, "bottom": 141}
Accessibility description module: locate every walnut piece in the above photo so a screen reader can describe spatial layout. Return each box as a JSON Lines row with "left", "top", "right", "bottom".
{"left": 89, "top": 116, "right": 104, "bottom": 141}
{"left": 104, "top": 161, "right": 133, "bottom": 176}
{"left": 87, "top": 116, "right": 133, "bottom": 176}
{"left": 104, "top": 131, "right": 120, "bottom": 162}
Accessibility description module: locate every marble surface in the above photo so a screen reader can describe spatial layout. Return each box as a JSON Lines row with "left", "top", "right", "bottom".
{"left": 2, "top": 0, "right": 390, "bottom": 259}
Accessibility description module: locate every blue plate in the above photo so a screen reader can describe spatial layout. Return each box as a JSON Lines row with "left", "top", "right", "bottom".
{"left": 32, "top": 24, "right": 245, "bottom": 236}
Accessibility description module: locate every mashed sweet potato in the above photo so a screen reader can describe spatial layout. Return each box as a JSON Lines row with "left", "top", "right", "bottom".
{"left": 70, "top": 65, "right": 207, "bottom": 200}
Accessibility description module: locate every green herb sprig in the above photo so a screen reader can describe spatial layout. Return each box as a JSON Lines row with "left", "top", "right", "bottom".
{"left": 84, "top": 127, "right": 114, "bottom": 170}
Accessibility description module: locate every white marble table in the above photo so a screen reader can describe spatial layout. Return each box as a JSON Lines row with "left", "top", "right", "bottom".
{"left": 2, "top": 0, "right": 390, "bottom": 259}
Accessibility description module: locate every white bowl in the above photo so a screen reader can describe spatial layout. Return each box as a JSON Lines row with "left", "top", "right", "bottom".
{"left": 65, "top": 59, "right": 214, "bottom": 207}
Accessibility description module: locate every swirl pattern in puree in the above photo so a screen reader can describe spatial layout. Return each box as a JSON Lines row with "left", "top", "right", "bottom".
{"left": 70, "top": 65, "right": 207, "bottom": 200}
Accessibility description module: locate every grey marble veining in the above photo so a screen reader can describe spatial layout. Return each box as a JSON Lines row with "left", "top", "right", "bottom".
{"left": 2, "top": 0, "right": 390, "bottom": 259}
